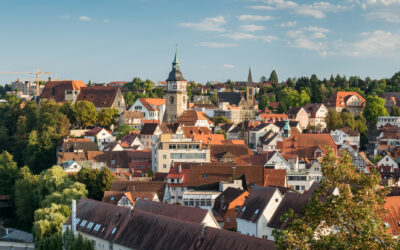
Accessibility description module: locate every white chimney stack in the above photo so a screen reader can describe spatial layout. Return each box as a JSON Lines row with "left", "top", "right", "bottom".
{"left": 72, "top": 199, "right": 76, "bottom": 234}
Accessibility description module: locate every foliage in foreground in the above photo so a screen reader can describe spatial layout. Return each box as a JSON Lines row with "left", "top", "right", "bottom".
{"left": 273, "top": 150, "right": 395, "bottom": 249}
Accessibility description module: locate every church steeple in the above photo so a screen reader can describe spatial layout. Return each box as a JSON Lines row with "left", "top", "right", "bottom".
{"left": 247, "top": 67, "right": 253, "bottom": 85}
{"left": 284, "top": 118, "right": 291, "bottom": 138}
{"left": 172, "top": 45, "right": 180, "bottom": 70}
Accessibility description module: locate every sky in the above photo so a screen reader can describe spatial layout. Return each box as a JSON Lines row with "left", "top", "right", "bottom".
{"left": 0, "top": 0, "right": 399, "bottom": 84}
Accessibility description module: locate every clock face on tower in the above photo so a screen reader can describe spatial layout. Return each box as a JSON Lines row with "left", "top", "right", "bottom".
{"left": 169, "top": 96, "right": 174, "bottom": 104}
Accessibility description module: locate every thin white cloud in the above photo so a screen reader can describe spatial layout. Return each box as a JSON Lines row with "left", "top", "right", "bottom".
{"left": 196, "top": 42, "right": 237, "bottom": 48}
{"left": 311, "top": 32, "right": 327, "bottom": 39}
{"left": 349, "top": 30, "right": 400, "bottom": 57}
{"left": 249, "top": 0, "right": 350, "bottom": 18}
{"left": 364, "top": 11, "right": 400, "bottom": 22}
{"left": 240, "top": 24, "right": 265, "bottom": 32}
{"left": 104, "top": 19, "right": 110, "bottom": 23}
{"left": 279, "top": 21, "right": 297, "bottom": 27}
{"left": 224, "top": 64, "right": 235, "bottom": 68}
{"left": 180, "top": 16, "right": 226, "bottom": 32}
{"left": 286, "top": 30, "right": 303, "bottom": 38}
{"left": 305, "top": 26, "right": 330, "bottom": 33}
{"left": 79, "top": 16, "right": 91, "bottom": 21}
{"left": 288, "top": 37, "right": 328, "bottom": 55}
{"left": 366, "top": 0, "right": 400, "bottom": 5}
{"left": 238, "top": 15, "right": 273, "bottom": 21}
{"left": 60, "top": 15, "right": 70, "bottom": 19}
{"left": 222, "top": 32, "right": 277, "bottom": 42}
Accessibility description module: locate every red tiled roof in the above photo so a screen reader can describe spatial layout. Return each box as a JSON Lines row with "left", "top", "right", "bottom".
{"left": 259, "top": 114, "right": 287, "bottom": 122}
{"left": 177, "top": 110, "right": 211, "bottom": 126}
{"left": 40, "top": 80, "right": 86, "bottom": 102}
{"left": 385, "top": 196, "right": 400, "bottom": 236}
{"left": 264, "top": 169, "right": 287, "bottom": 187}
{"left": 85, "top": 127, "right": 112, "bottom": 136}
{"left": 326, "top": 91, "right": 365, "bottom": 108}
{"left": 139, "top": 98, "right": 165, "bottom": 112}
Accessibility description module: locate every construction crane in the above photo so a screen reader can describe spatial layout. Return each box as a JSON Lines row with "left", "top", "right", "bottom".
{"left": 0, "top": 68, "right": 51, "bottom": 97}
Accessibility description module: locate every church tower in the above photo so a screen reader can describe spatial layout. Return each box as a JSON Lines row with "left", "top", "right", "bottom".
{"left": 163, "top": 47, "right": 188, "bottom": 123}
{"left": 246, "top": 68, "right": 256, "bottom": 110}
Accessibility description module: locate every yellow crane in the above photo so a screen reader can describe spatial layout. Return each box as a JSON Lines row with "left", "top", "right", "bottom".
{"left": 0, "top": 68, "right": 51, "bottom": 96}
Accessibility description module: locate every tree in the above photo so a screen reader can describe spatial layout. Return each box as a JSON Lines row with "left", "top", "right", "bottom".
{"left": 115, "top": 124, "right": 135, "bottom": 140}
{"left": 73, "top": 101, "right": 97, "bottom": 128}
{"left": 269, "top": 70, "right": 278, "bottom": 84}
{"left": 391, "top": 106, "right": 400, "bottom": 116}
{"left": 260, "top": 76, "right": 267, "bottom": 83}
{"left": 95, "top": 168, "right": 115, "bottom": 200}
{"left": 62, "top": 228, "right": 94, "bottom": 250}
{"left": 97, "top": 108, "right": 119, "bottom": 128}
{"left": 363, "top": 95, "right": 389, "bottom": 126}
{"left": 14, "top": 166, "right": 40, "bottom": 228}
{"left": 326, "top": 110, "right": 342, "bottom": 130}
{"left": 0, "top": 151, "right": 20, "bottom": 195}
{"left": 340, "top": 111, "right": 356, "bottom": 129}
{"left": 212, "top": 116, "right": 231, "bottom": 125}
{"left": 258, "top": 95, "right": 269, "bottom": 110}
{"left": 273, "top": 150, "right": 395, "bottom": 249}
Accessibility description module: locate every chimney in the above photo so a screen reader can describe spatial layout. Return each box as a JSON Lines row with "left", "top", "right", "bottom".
{"left": 48, "top": 77, "right": 51, "bottom": 82}
{"left": 199, "top": 223, "right": 206, "bottom": 241}
{"left": 72, "top": 199, "right": 76, "bottom": 234}
{"left": 178, "top": 164, "right": 181, "bottom": 174}
{"left": 232, "top": 166, "right": 236, "bottom": 180}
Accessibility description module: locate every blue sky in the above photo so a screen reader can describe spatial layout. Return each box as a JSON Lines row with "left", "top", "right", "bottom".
{"left": 0, "top": 0, "right": 399, "bottom": 84}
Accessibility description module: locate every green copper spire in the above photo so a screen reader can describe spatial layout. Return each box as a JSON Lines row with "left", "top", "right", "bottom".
{"left": 172, "top": 45, "right": 180, "bottom": 69}
{"left": 284, "top": 118, "right": 291, "bottom": 138}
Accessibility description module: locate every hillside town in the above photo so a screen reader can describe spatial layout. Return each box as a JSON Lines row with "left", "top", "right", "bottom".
{"left": 0, "top": 48, "right": 400, "bottom": 249}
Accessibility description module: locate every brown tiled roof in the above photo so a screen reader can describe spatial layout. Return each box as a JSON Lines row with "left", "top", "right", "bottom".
{"left": 279, "top": 133, "right": 337, "bottom": 160}
{"left": 103, "top": 191, "right": 156, "bottom": 205}
{"left": 304, "top": 103, "right": 325, "bottom": 116}
{"left": 236, "top": 186, "right": 279, "bottom": 222}
{"left": 192, "top": 103, "right": 217, "bottom": 109}
{"left": 264, "top": 169, "right": 287, "bottom": 187}
{"left": 114, "top": 209, "right": 276, "bottom": 250}
{"left": 120, "top": 133, "right": 139, "bottom": 146}
{"left": 110, "top": 180, "right": 166, "bottom": 202}
{"left": 210, "top": 144, "right": 253, "bottom": 160}
{"left": 341, "top": 126, "right": 360, "bottom": 136}
{"left": 64, "top": 198, "right": 131, "bottom": 242}
{"left": 40, "top": 80, "right": 86, "bottom": 102}
{"left": 168, "top": 164, "right": 264, "bottom": 190}
{"left": 77, "top": 86, "right": 120, "bottom": 108}
{"left": 97, "top": 151, "right": 129, "bottom": 168}
{"left": 135, "top": 200, "right": 208, "bottom": 224}
{"left": 234, "top": 154, "right": 267, "bottom": 166}
{"left": 212, "top": 187, "right": 246, "bottom": 218}
{"left": 85, "top": 127, "right": 112, "bottom": 136}
{"left": 182, "top": 126, "right": 211, "bottom": 138}
{"left": 177, "top": 110, "right": 210, "bottom": 126}
{"left": 60, "top": 141, "right": 98, "bottom": 153}
{"left": 140, "top": 123, "right": 159, "bottom": 135}
{"left": 122, "top": 110, "right": 144, "bottom": 120}
{"left": 66, "top": 198, "right": 276, "bottom": 250}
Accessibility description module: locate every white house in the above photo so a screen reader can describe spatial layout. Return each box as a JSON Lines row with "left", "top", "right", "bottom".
{"left": 236, "top": 186, "right": 283, "bottom": 238}
{"left": 377, "top": 155, "right": 399, "bottom": 170}
{"left": 264, "top": 151, "right": 290, "bottom": 170}
{"left": 62, "top": 160, "right": 82, "bottom": 173}
{"left": 84, "top": 127, "right": 114, "bottom": 151}
{"left": 129, "top": 98, "right": 165, "bottom": 121}
{"left": 331, "top": 127, "right": 360, "bottom": 150}
{"left": 377, "top": 116, "right": 400, "bottom": 129}
{"left": 247, "top": 123, "right": 280, "bottom": 151}
{"left": 304, "top": 103, "right": 329, "bottom": 129}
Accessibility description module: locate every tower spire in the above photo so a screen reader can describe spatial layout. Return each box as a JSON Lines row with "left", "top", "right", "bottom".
{"left": 172, "top": 45, "right": 180, "bottom": 70}
{"left": 247, "top": 67, "right": 253, "bottom": 85}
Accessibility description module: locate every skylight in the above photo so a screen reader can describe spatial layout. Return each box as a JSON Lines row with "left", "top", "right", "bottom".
{"left": 255, "top": 209, "right": 259, "bottom": 215}
{"left": 80, "top": 220, "right": 87, "bottom": 227}
{"left": 75, "top": 218, "right": 80, "bottom": 224}
{"left": 94, "top": 224, "right": 101, "bottom": 231}
{"left": 87, "top": 222, "right": 94, "bottom": 229}
{"left": 112, "top": 227, "right": 118, "bottom": 234}
{"left": 111, "top": 196, "right": 115, "bottom": 201}
{"left": 242, "top": 206, "right": 246, "bottom": 212}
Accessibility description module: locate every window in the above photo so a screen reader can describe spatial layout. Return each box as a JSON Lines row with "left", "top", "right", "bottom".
{"left": 112, "top": 227, "right": 118, "bottom": 234}
{"left": 87, "top": 222, "right": 94, "bottom": 229}
{"left": 171, "top": 179, "right": 175, "bottom": 183}
{"left": 226, "top": 216, "right": 231, "bottom": 223}
{"left": 203, "top": 174, "right": 208, "bottom": 178}
{"left": 255, "top": 209, "right": 259, "bottom": 215}
{"left": 163, "top": 164, "right": 167, "bottom": 169}
{"left": 275, "top": 198, "right": 279, "bottom": 202}
{"left": 163, "top": 155, "right": 166, "bottom": 159}
{"left": 111, "top": 196, "right": 115, "bottom": 201}
{"left": 75, "top": 218, "right": 80, "bottom": 224}
{"left": 94, "top": 224, "right": 101, "bottom": 231}
{"left": 171, "top": 196, "right": 175, "bottom": 199}
{"left": 235, "top": 206, "right": 240, "bottom": 212}
{"left": 242, "top": 206, "right": 246, "bottom": 212}
{"left": 80, "top": 220, "right": 87, "bottom": 227}
{"left": 111, "top": 160, "right": 115, "bottom": 164}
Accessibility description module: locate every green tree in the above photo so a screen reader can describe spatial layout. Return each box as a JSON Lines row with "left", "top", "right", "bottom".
{"left": 273, "top": 150, "right": 395, "bottom": 249}
{"left": 97, "top": 108, "right": 119, "bottom": 128}
{"left": 363, "top": 95, "right": 389, "bottom": 126}
{"left": 73, "top": 101, "right": 97, "bottom": 128}
{"left": 258, "top": 94, "right": 269, "bottom": 110}
{"left": 33, "top": 203, "right": 70, "bottom": 242}
{"left": 14, "top": 166, "right": 40, "bottom": 228}
{"left": 0, "top": 151, "right": 20, "bottom": 195}
{"left": 326, "top": 109, "right": 342, "bottom": 130}
{"left": 269, "top": 70, "right": 278, "bottom": 84}
{"left": 62, "top": 228, "right": 94, "bottom": 250}
{"left": 115, "top": 124, "right": 135, "bottom": 140}
{"left": 391, "top": 106, "right": 400, "bottom": 116}
{"left": 340, "top": 111, "right": 356, "bottom": 129}
{"left": 0, "top": 126, "right": 9, "bottom": 154}
{"left": 95, "top": 167, "right": 115, "bottom": 200}
{"left": 212, "top": 116, "right": 231, "bottom": 125}
{"left": 260, "top": 76, "right": 267, "bottom": 83}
